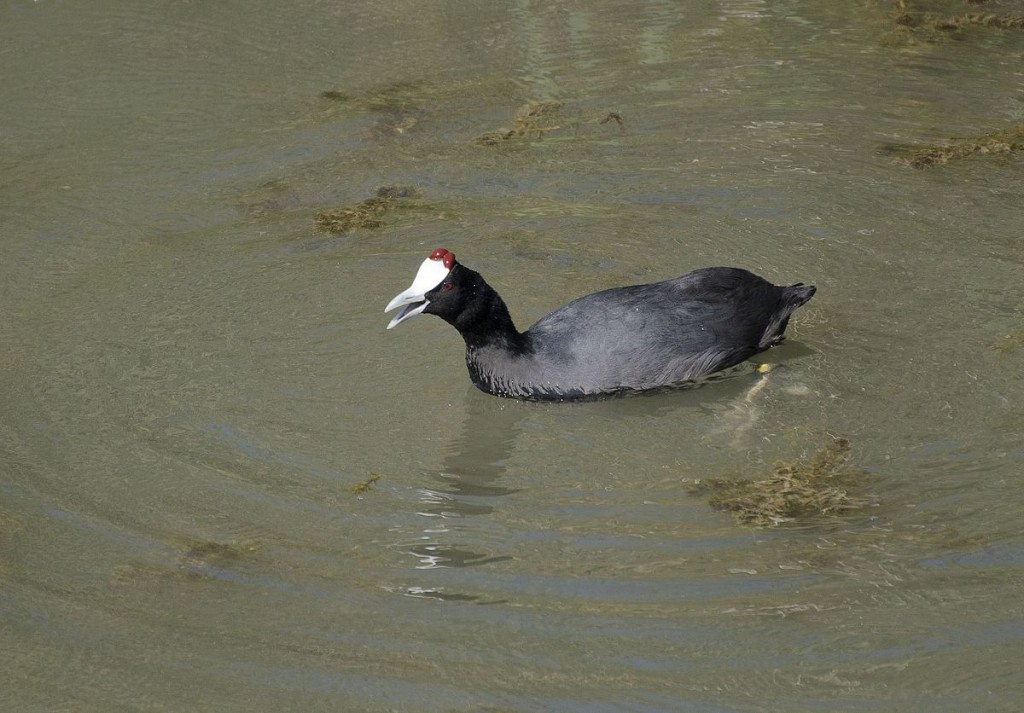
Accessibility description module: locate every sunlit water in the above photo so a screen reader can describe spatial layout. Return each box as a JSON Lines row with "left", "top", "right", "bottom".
{"left": 2, "top": 1, "right": 1024, "bottom": 711}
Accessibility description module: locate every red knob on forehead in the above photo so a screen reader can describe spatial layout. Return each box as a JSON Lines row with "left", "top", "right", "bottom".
{"left": 429, "top": 248, "right": 456, "bottom": 269}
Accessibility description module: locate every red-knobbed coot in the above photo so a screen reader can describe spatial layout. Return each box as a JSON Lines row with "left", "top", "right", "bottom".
{"left": 385, "top": 249, "right": 816, "bottom": 401}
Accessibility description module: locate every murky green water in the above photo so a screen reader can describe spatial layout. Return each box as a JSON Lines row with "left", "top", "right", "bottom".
{"left": 3, "top": 1, "right": 1024, "bottom": 711}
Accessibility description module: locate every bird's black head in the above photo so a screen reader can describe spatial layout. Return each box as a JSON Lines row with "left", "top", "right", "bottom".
{"left": 384, "top": 249, "right": 518, "bottom": 346}
{"left": 385, "top": 248, "right": 465, "bottom": 329}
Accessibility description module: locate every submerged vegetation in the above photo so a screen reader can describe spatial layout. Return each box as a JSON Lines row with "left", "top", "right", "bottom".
{"left": 178, "top": 539, "right": 258, "bottom": 568}
{"left": 689, "top": 438, "right": 870, "bottom": 527}
{"left": 109, "top": 538, "right": 262, "bottom": 585}
{"left": 898, "top": 10, "right": 1024, "bottom": 33}
{"left": 880, "top": 125, "right": 1024, "bottom": 168}
{"left": 991, "top": 327, "right": 1024, "bottom": 356}
{"left": 0, "top": 508, "right": 23, "bottom": 575}
{"left": 314, "top": 185, "right": 423, "bottom": 234}
{"left": 235, "top": 179, "right": 302, "bottom": 218}
{"left": 876, "top": 2, "right": 1024, "bottom": 166}
{"left": 319, "top": 80, "right": 425, "bottom": 113}
{"left": 320, "top": 80, "right": 425, "bottom": 137}
{"left": 169, "top": 539, "right": 261, "bottom": 580}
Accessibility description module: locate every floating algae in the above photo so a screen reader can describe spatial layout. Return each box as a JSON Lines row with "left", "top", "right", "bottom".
{"left": 351, "top": 473, "right": 381, "bottom": 496}
{"left": 689, "top": 438, "right": 869, "bottom": 527}
{"left": 880, "top": 0, "right": 1024, "bottom": 45}
{"left": 475, "top": 100, "right": 565, "bottom": 145}
{"left": 512, "top": 100, "right": 566, "bottom": 135}
{"left": 880, "top": 125, "right": 1024, "bottom": 168}
{"left": 314, "top": 200, "right": 387, "bottom": 233}
{"left": 474, "top": 101, "right": 624, "bottom": 145}
{"left": 474, "top": 129, "right": 520, "bottom": 146}
{"left": 313, "top": 185, "right": 422, "bottom": 234}
{"left": 598, "top": 111, "right": 626, "bottom": 132}
{"left": 887, "top": 5, "right": 1024, "bottom": 43}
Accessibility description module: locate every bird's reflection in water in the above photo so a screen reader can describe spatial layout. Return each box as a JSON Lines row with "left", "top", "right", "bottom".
{"left": 418, "top": 393, "right": 525, "bottom": 517}
{"left": 397, "top": 391, "right": 525, "bottom": 601}
{"left": 396, "top": 356, "right": 813, "bottom": 599}
{"left": 406, "top": 542, "right": 512, "bottom": 569}
{"left": 400, "top": 586, "right": 486, "bottom": 603}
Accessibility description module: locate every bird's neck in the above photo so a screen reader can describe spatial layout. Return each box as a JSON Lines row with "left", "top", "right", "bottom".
{"left": 445, "top": 275, "right": 538, "bottom": 397}
{"left": 449, "top": 275, "right": 529, "bottom": 353}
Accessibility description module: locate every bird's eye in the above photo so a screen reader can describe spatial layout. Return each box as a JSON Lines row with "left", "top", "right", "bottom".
{"left": 442, "top": 282, "right": 454, "bottom": 292}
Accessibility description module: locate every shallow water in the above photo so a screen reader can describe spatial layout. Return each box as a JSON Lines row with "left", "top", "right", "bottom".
{"left": 2, "top": 1, "right": 1024, "bottom": 711}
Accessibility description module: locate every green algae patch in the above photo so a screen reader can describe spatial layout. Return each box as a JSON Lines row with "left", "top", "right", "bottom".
{"left": 689, "top": 438, "right": 870, "bottom": 527}
{"left": 314, "top": 185, "right": 422, "bottom": 234}
{"left": 880, "top": 125, "right": 1024, "bottom": 168}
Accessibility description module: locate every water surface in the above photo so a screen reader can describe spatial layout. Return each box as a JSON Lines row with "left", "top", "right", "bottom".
{"left": 2, "top": 1, "right": 1024, "bottom": 711}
